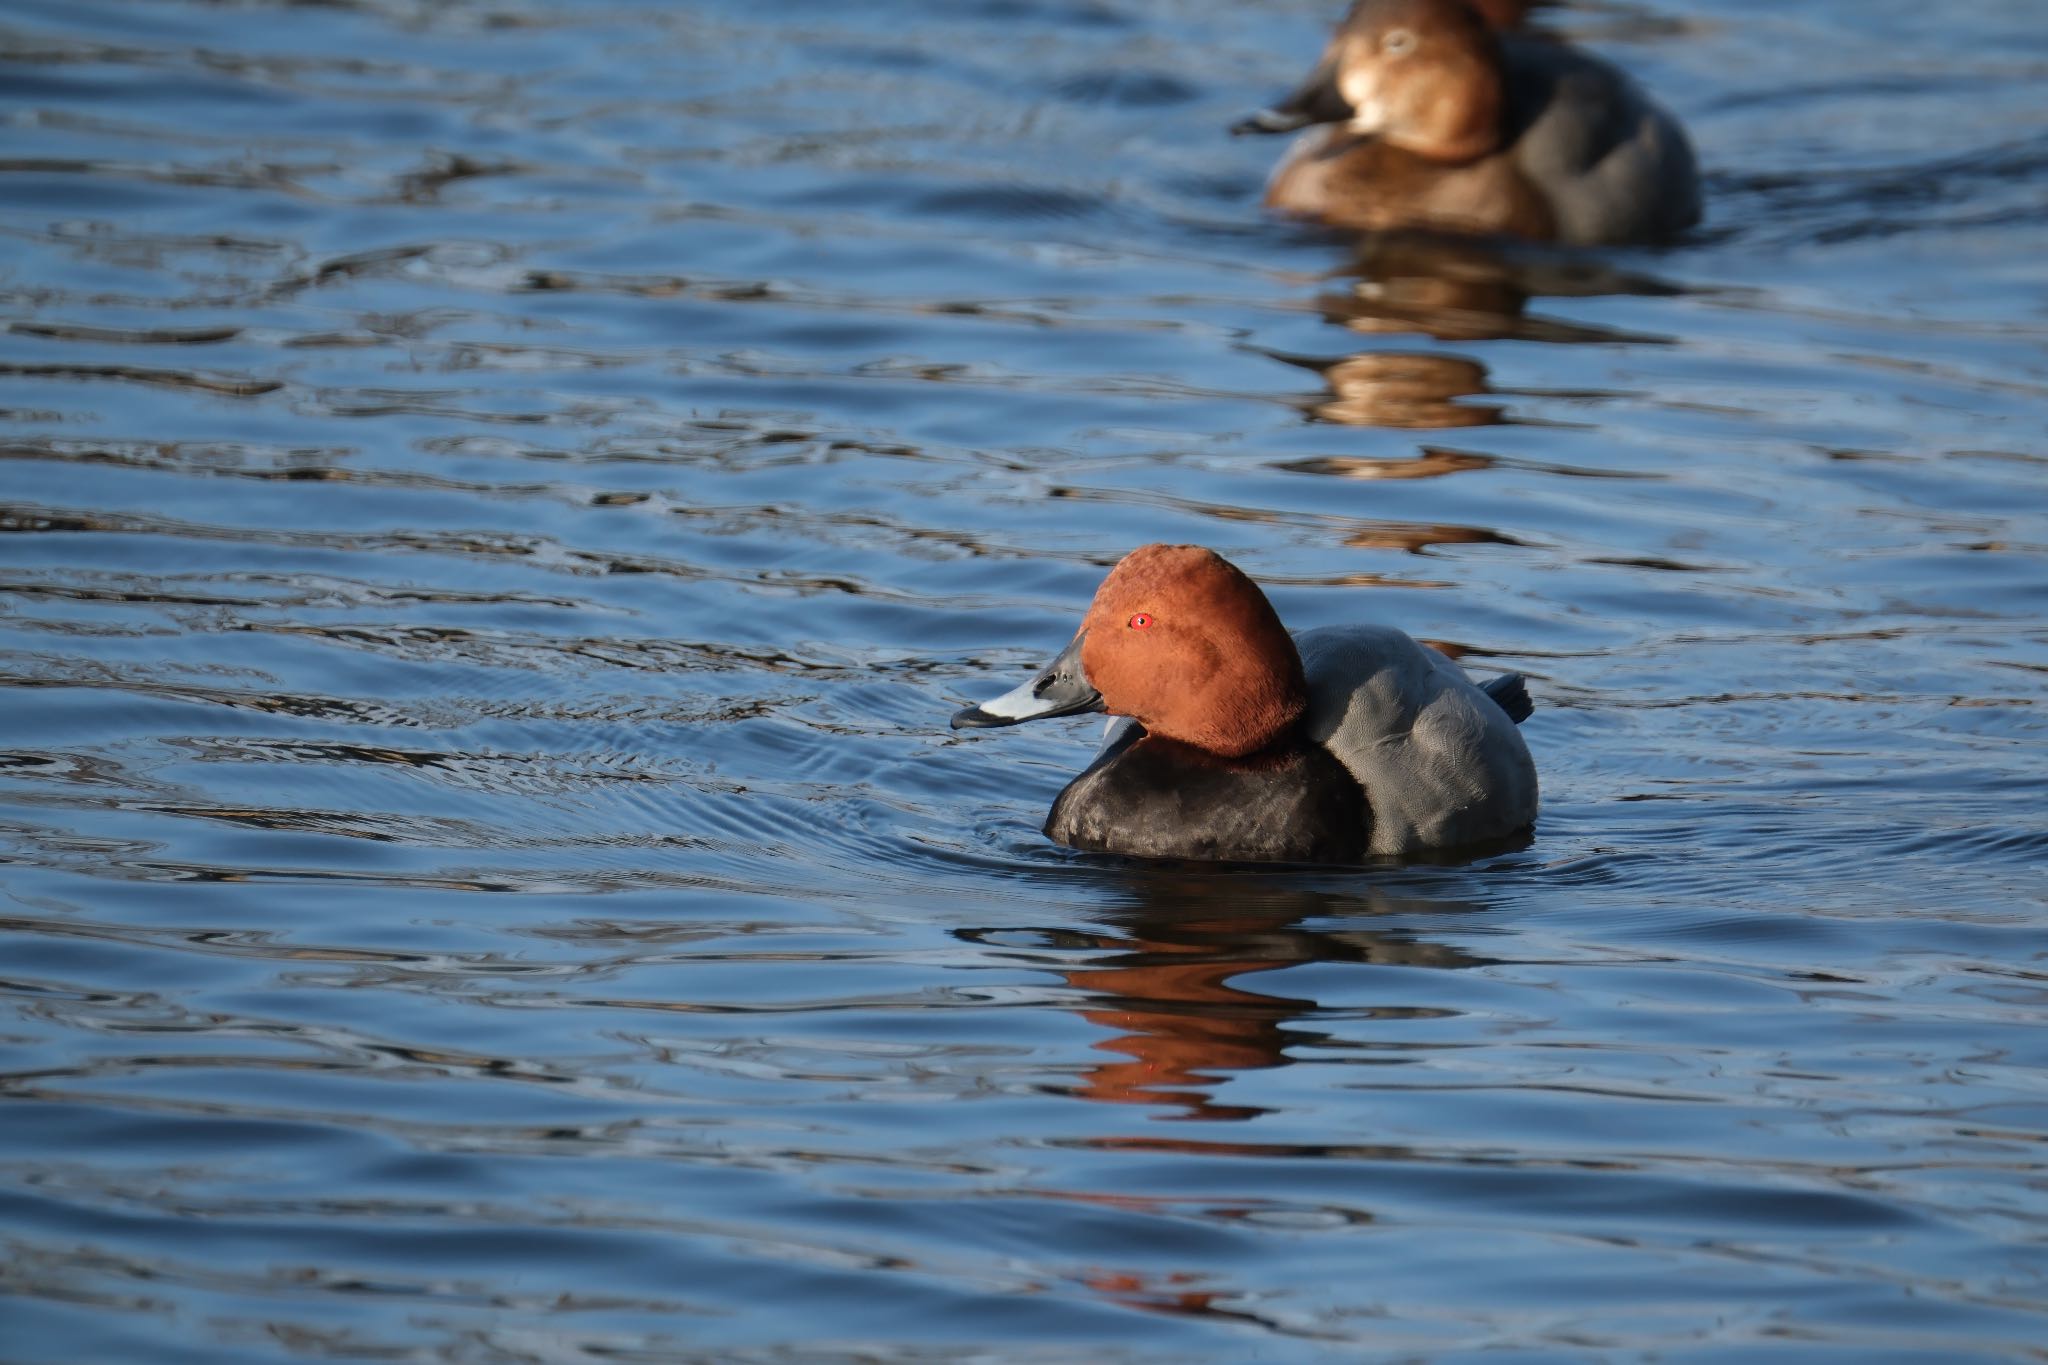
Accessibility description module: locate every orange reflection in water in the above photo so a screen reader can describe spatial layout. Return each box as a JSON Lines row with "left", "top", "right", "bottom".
{"left": 1040, "top": 890, "right": 1489, "bottom": 1123}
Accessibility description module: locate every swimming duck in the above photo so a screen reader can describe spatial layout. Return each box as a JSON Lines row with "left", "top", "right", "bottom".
{"left": 1234, "top": 0, "right": 1700, "bottom": 245}
{"left": 951, "top": 544, "right": 1537, "bottom": 863}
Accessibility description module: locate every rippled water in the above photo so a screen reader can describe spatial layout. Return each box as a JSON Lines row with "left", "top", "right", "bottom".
{"left": 4, "top": 0, "right": 2046, "bottom": 1359}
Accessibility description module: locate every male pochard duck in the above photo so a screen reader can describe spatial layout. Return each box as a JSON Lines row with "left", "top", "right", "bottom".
{"left": 1235, "top": 0, "right": 1700, "bottom": 245}
{"left": 952, "top": 544, "right": 1537, "bottom": 863}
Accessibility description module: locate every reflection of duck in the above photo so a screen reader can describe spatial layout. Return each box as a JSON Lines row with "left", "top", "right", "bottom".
{"left": 1320, "top": 231, "right": 1685, "bottom": 343}
{"left": 1341, "top": 520, "right": 1517, "bottom": 553}
{"left": 1280, "top": 349, "right": 1504, "bottom": 428}
{"left": 1236, "top": 0, "right": 1699, "bottom": 244}
{"left": 962, "top": 886, "right": 1492, "bottom": 1328}
{"left": 1277, "top": 446, "right": 1497, "bottom": 480}
{"left": 963, "top": 883, "right": 1490, "bottom": 1123}
{"left": 1062, "top": 913, "right": 1315, "bottom": 1122}
{"left": 953, "top": 544, "right": 1537, "bottom": 862}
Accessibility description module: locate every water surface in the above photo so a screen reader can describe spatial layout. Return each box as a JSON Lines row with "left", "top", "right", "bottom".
{"left": 3, "top": 0, "right": 2046, "bottom": 1359}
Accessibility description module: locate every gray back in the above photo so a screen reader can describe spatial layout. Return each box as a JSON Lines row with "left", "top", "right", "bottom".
{"left": 1505, "top": 38, "right": 1701, "bottom": 245}
{"left": 1294, "top": 624, "right": 1539, "bottom": 855}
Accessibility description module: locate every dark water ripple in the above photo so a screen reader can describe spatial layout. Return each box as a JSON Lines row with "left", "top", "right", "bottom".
{"left": 2, "top": 0, "right": 2047, "bottom": 1359}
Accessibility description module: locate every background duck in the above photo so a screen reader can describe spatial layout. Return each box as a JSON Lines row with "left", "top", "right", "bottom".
{"left": 952, "top": 544, "right": 1538, "bottom": 864}
{"left": 1235, "top": 0, "right": 1700, "bottom": 244}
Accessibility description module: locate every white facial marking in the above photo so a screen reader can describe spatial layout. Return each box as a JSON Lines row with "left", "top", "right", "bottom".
{"left": 1339, "top": 68, "right": 1388, "bottom": 135}
{"left": 975, "top": 675, "right": 1059, "bottom": 720}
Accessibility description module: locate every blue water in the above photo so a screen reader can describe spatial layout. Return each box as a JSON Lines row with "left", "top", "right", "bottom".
{"left": 2, "top": 0, "right": 2046, "bottom": 1359}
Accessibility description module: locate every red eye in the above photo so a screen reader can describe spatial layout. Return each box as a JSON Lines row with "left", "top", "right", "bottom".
{"left": 1128, "top": 612, "right": 1152, "bottom": 629}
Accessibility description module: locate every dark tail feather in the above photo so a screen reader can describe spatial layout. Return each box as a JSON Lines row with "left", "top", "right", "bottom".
{"left": 1481, "top": 673, "right": 1533, "bottom": 725}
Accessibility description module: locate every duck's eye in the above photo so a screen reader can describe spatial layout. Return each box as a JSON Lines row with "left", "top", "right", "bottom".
{"left": 1128, "top": 612, "right": 1153, "bottom": 630}
{"left": 1382, "top": 28, "right": 1416, "bottom": 55}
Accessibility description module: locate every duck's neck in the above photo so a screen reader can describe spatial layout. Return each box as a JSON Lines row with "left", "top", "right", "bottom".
{"left": 1384, "top": 44, "right": 1506, "bottom": 163}
{"left": 1152, "top": 674, "right": 1307, "bottom": 760}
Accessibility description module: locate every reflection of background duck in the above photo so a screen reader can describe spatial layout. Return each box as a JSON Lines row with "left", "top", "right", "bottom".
{"left": 1281, "top": 350, "right": 1503, "bottom": 428}
{"left": 1279, "top": 445, "right": 1498, "bottom": 481}
{"left": 1319, "top": 232, "right": 1686, "bottom": 344}
{"left": 1262, "top": 233, "right": 1691, "bottom": 432}
{"left": 965, "top": 881, "right": 1491, "bottom": 1123}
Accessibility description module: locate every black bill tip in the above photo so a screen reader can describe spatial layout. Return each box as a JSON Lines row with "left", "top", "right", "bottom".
{"left": 1232, "top": 108, "right": 1314, "bottom": 136}
{"left": 950, "top": 631, "right": 1105, "bottom": 734}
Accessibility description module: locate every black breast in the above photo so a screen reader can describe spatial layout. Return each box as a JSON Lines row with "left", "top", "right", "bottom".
{"left": 1045, "top": 728, "right": 1370, "bottom": 864}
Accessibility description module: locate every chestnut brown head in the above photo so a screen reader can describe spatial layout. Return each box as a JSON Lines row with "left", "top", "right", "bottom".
{"left": 954, "top": 544, "right": 1308, "bottom": 759}
{"left": 1234, "top": 0, "right": 1507, "bottom": 164}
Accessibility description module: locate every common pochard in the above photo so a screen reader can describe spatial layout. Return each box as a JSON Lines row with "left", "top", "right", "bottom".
{"left": 1235, "top": 0, "right": 1699, "bottom": 245}
{"left": 952, "top": 544, "right": 1537, "bottom": 863}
